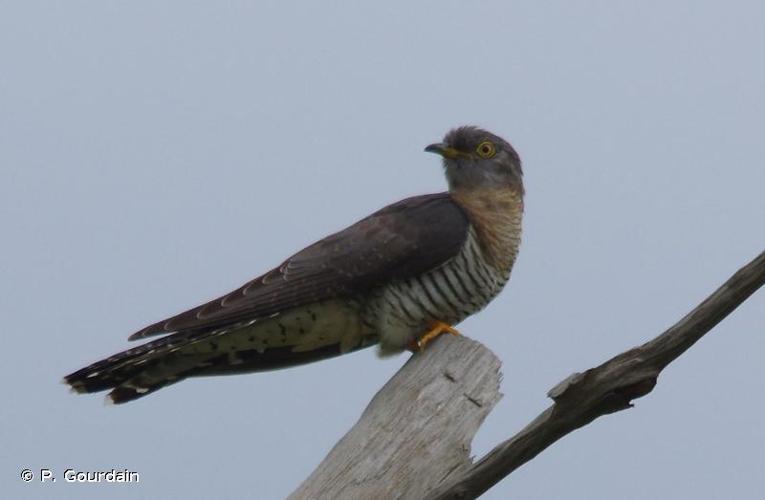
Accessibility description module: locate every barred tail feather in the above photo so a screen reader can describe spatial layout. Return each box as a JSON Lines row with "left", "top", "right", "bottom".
{"left": 63, "top": 322, "right": 374, "bottom": 404}
{"left": 63, "top": 331, "right": 211, "bottom": 404}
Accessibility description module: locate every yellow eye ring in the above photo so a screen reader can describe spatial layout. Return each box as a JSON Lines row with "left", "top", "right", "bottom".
{"left": 476, "top": 140, "right": 496, "bottom": 159}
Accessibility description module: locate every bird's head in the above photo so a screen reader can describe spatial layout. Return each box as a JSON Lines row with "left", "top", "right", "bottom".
{"left": 425, "top": 126, "right": 523, "bottom": 194}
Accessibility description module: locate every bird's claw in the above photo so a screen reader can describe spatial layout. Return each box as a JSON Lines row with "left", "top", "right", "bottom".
{"left": 407, "top": 321, "right": 461, "bottom": 352}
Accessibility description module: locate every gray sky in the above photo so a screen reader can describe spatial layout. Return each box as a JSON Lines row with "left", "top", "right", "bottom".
{"left": 2, "top": 1, "right": 763, "bottom": 499}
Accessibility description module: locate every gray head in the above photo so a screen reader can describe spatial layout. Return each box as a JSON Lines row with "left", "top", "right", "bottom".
{"left": 425, "top": 126, "right": 523, "bottom": 194}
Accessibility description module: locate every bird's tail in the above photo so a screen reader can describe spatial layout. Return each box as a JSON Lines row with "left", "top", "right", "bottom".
{"left": 63, "top": 317, "right": 374, "bottom": 404}
{"left": 63, "top": 330, "right": 215, "bottom": 404}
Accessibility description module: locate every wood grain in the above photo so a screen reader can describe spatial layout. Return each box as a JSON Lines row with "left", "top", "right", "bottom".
{"left": 292, "top": 250, "right": 764, "bottom": 499}
{"left": 289, "top": 334, "right": 501, "bottom": 500}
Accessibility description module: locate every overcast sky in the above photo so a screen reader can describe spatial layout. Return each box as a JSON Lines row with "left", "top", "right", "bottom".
{"left": 2, "top": 1, "right": 763, "bottom": 499}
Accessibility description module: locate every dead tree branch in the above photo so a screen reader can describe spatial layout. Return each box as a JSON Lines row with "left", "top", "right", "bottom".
{"left": 292, "top": 250, "right": 765, "bottom": 500}
{"left": 289, "top": 334, "right": 503, "bottom": 499}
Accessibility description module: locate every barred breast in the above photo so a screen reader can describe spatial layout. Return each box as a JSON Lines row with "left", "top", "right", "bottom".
{"left": 365, "top": 188, "right": 523, "bottom": 354}
{"left": 366, "top": 228, "right": 517, "bottom": 353}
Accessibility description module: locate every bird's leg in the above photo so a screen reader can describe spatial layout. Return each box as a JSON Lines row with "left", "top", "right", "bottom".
{"left": 406, "top": 320, "right": 461, "bottom": 352}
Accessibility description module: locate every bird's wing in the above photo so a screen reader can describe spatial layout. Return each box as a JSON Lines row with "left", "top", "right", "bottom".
{"left": 128, "top": 193, "right": 469, "bottom": 340}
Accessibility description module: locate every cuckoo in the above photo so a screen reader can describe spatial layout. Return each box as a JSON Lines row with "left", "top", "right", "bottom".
{"left": 64, "top": 126, "right": 524, "bottom": 404}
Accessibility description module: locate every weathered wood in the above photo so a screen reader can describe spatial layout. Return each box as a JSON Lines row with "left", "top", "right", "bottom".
{"left": 289, "top": 335, "right": 502, "bottom": 500}
{"left": 292, "top": 249, "right": 764, "bottom": 500}
{"left": 425, "top": 249, "right": 765, "bottom": 499}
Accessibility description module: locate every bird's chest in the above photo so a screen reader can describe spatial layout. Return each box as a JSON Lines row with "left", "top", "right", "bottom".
{"left": 365, "top": 228, "right": 512, "bottom": 351}
{"left": 364, "top": 189, "right": 523, "bottom": 352}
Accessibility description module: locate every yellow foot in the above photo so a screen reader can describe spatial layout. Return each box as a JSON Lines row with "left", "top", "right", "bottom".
{"left": 407, "top": 321, "right": 461, "bottom": 352}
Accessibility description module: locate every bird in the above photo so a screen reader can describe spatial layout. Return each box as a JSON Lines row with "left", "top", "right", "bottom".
{"left": 63, "top": 126, "right": 524, "bottom": 404}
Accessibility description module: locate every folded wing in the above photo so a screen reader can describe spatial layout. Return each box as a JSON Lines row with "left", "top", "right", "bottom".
{"left": 129, "top": 193, "right": 470, "bottom": 340}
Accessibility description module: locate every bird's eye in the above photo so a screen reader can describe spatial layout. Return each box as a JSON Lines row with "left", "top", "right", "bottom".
{"left": 476, "top": 141, "right": 496, "bottom": 159}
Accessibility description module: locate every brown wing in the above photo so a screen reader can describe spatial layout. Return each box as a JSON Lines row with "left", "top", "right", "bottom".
{"left": 128, "top": 193, "right": 469, "bottom": 340}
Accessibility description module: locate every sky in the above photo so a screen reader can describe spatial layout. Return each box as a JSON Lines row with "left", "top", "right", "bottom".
{"left": 1, "top": 1, "right": 763, "bottom": 499}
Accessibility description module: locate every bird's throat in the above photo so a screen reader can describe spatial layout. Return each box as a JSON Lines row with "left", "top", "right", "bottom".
{"left": 451, "top": 187, "right": 524, "bottom": 272}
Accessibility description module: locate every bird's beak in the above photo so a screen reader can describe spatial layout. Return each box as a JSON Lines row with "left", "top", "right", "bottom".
{"left": 424, "top": 143, "right": 461, "bottom": 159}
